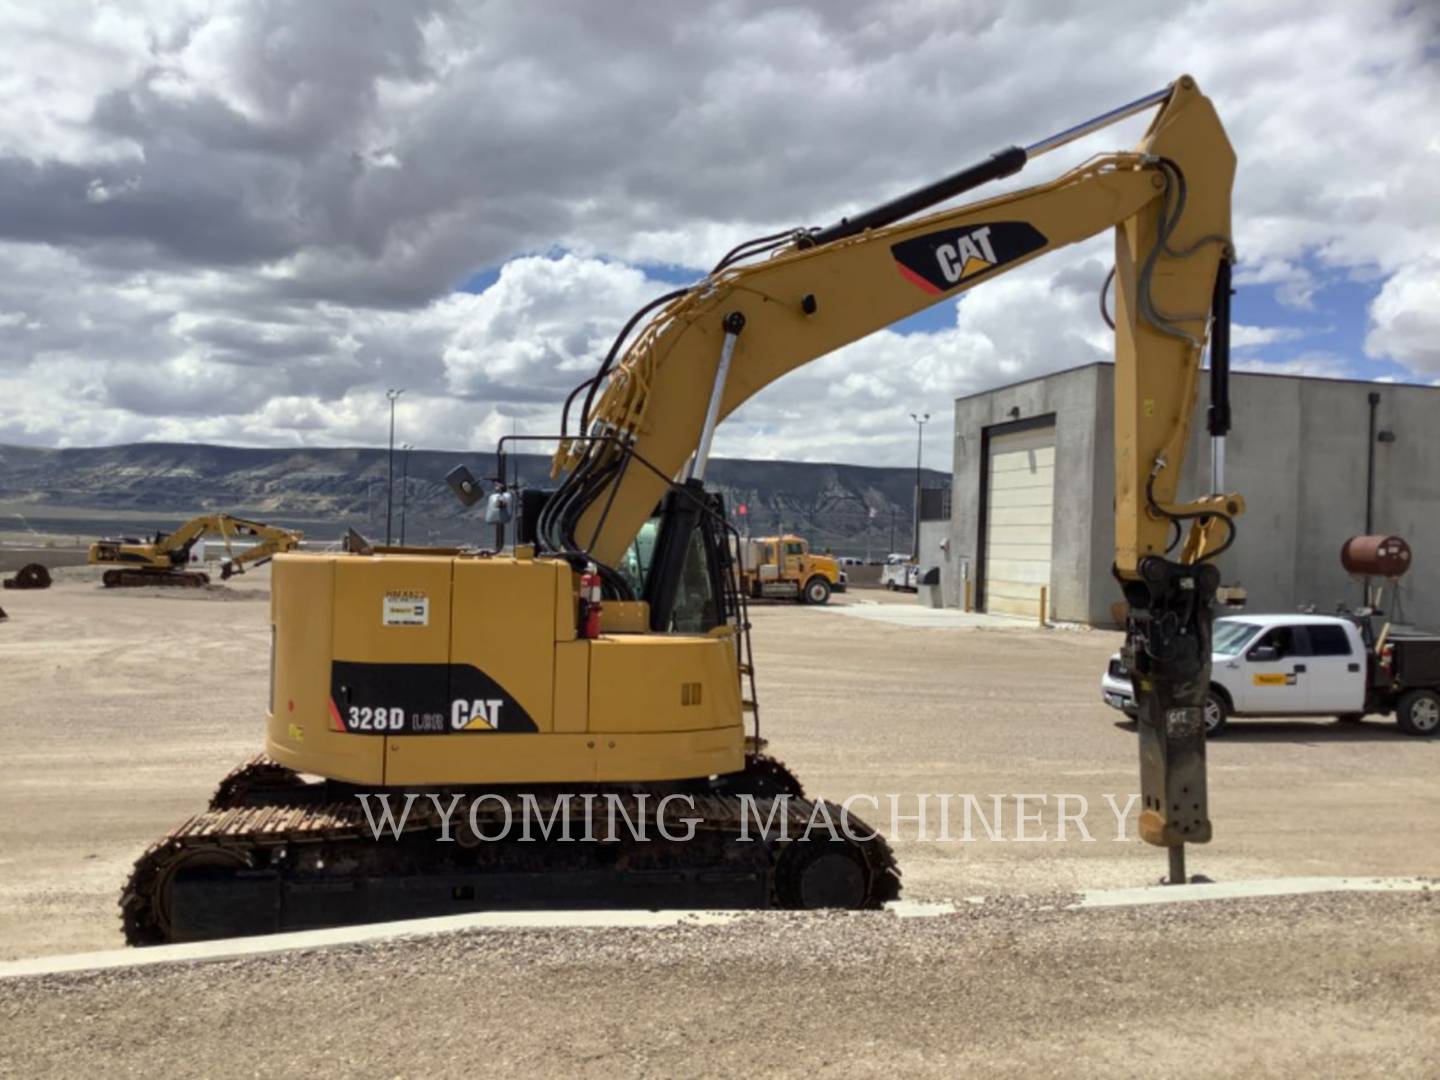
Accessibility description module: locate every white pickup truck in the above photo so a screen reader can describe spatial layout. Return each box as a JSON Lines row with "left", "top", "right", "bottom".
{"left": 880, "top": 554, "right": 918, "bottom": 591}
{"left": 1101, "top": 613, "right": 1440, "bottom": 737}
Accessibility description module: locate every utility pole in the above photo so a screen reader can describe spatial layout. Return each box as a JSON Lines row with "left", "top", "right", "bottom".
{"left": 385, "top": 388, "right": 405, "bottom": 545}
{"left": 910, "top": 412, "right": 930, "bottom": 561}
{"left": 399, "top": 444, "right": 412, "bottom": 546}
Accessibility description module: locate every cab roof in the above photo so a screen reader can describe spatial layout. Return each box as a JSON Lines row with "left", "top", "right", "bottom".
{"left": 1218, "top": 613, "right": 1354, "bottom": 629}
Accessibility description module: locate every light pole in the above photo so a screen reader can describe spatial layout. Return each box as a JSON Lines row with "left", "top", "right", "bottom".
{"left": 385, "top": 388, "right": 405, "bottom": 545}
{"left": 399, "top": 444, "right": 412, "bottom": 546}
{"left": 910, "top": 411, "right": 930, "bottom": 561}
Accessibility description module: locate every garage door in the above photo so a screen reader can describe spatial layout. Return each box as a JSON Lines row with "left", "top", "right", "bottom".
{"left": 983, "top": 424, "right": 1055, "bottom": 617}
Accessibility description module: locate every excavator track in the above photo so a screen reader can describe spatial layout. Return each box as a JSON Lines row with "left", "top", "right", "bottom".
{"left": 101, "top": 568, "right": 211, "bottom": 588}
{"left": 209, "top": 754, "right": 315, "bottom": 810}
{"left": 121, "top": 756, "right": 899, "bottom": 945}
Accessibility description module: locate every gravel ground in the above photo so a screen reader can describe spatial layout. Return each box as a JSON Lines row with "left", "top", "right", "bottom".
{"left": 1, "top": 568, "right": 1438, "bottom": 1074}
{"left": 1, "top": 891, "right": 1435, "bottom": 1078}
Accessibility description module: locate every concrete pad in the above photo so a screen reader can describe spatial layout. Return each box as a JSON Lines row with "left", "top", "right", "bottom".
{"left": 0, "top": 908, "right": 744, "bottom": 980}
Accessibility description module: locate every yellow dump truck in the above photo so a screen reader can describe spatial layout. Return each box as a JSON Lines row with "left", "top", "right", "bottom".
{"left": 739, "top": 535, "right": 845, "bottom": 604}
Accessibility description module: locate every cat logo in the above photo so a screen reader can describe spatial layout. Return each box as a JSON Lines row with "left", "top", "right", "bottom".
{"left": 451, "top": 697, "right": 505, "bottom": 731}
{"left": 891, "top": 221, "right": 1048, "bottom": 295}
{"left": 935, "top": 226, "right": 998, "bottom": 283}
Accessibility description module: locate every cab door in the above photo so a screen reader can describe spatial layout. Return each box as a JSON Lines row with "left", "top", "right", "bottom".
{"left": 754, "top": 543, "right": 778, "bottom": 583}
{"left": 1301, "top": 623, "right": 1365, "bottom": 713}
{"left": 1236, "top": 625, "right": 1305, "bottom": 713}
{"left": 783, "top": 540, "right": 806, "bottom": 581}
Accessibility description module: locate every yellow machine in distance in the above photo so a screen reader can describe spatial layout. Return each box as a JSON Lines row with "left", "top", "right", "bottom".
{"left": 89, "top": 513, "right": 303, "bottom": 588}
{"left": 123, "top": 76, "right": 1244, "bottom": 943}
{"left": 739, "top": 535, "right": 844, "bottom": 604}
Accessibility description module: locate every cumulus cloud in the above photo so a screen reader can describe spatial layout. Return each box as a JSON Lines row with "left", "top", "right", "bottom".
{"left": 0, "top": 0, "right": 1435, "bottom": 463}
{"left": 1365, "top": 256, "right": 1440, "bottom": 376}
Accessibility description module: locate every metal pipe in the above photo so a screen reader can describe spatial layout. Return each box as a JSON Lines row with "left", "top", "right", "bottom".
{"left": 1365, "top": 391, "right": 1380, "bottom": 606}
{"left": 399, "top": 444, "right": 411, "bottom": 546}
{"left": 1366, "top": 392, "right": 1380, "bottom": 534}
{"left": 384, "top": 387, "right": 405, "bottom": 546}
{"left": 1167, "top": 844, "right": 1187, "bottom": 885}
{"left": 688, "top": 313, "right": 745, "bottom": 483}
{"left": 910, "top": 412, "right": 929, "bottom": 561}
{"left": 1023, "top": 85, "right": 1173, "bottom": 160}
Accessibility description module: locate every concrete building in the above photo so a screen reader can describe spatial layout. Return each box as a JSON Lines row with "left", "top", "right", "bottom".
{"left": 936, "top": 363, "right": 1440, "bottom": 627}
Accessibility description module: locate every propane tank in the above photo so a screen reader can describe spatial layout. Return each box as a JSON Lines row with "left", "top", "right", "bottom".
{"left": 1340, "top": 535, "right": 1412, "bottom": 578}
{"left": 580, "top": 562, "right": 603, "bottom": 639}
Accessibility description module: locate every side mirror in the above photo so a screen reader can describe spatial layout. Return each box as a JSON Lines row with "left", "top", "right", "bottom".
{"left": 484, "top": 491, "right": 513, "bottom": 524}
{"left": 445, "top": 465, "right": 482, "bottom": 507}
{"left": 343, "top": 527, "right": 374, "bottom": 556}
{"left": 1248, "top": 644, "right": 1279, "bottom": 662}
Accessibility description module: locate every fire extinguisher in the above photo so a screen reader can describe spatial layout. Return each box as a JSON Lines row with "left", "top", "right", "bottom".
{"left": 580, "top": 562, "right": 603, "bottom": 639}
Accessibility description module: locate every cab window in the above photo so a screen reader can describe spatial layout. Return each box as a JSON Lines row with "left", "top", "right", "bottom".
{"left": 1213, "top": 621, "right": 1260, "bottom": 656}
{"left": 785, "top": 542, "right": 805, "bottom": 557}
{"left": 618, "top": 518, "right": 659, "bottom": 598}
{"left": 1249, "top": 626, "right": 1296, "bottom": 660}
{"left": 671, "top": 528, "right": 720, "bottom": 633}
{"left": 1306, "top": 625, "right": 1353, "bottom": 656}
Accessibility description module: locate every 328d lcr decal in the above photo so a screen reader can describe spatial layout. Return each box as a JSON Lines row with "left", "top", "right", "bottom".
{"left": 328, "top": 660, "right": 539, "bottom": 735}
{"left": 891, "top": 222, "right": 1047, "bottom": 295}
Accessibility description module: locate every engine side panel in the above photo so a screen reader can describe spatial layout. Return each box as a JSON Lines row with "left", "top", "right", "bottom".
{"left": 268, "top": 552, "right": 746, "bottom": 786}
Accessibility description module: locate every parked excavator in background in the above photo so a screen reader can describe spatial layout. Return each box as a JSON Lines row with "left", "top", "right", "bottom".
{"left": 89, "top": 514, "right": 302, "bottom": 588}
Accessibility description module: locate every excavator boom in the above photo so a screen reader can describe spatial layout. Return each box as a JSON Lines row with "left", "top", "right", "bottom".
{"left": 554, "top": 78, "right": 1233, "bottom": 579}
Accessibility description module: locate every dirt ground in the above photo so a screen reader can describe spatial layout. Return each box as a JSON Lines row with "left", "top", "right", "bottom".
{"left": 1, "top": 892, "right": 1436, "bottom": 1079}
{"left": 0, "top": 568, "right": 1437, "bottom": 1075}
{"left": 1, "top": 569, "right": 1438, "bottom": 960}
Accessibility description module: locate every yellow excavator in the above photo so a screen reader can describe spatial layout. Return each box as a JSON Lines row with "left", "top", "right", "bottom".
{"left": 89, "top": 513, "right": 303, "bottom": 588}
{"left": 123, "top": 76, "right": 1243, "bottom": 943}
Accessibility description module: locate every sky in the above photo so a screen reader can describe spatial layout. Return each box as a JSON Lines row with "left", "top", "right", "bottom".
{"left": 0, "top": 0, "right": 1436, "bottom": 468}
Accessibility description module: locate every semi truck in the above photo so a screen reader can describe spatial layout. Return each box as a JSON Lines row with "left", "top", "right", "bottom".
{"left": 739, "top": 534, "right": 846, "bottom": 604}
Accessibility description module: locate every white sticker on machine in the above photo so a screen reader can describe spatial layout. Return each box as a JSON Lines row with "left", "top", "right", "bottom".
{"left": 382, "top": 590, "right": 430, "bottom": 627}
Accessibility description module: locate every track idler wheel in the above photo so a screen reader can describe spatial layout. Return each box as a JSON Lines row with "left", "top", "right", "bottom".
{"left": 121, "top": 843, "right": 252, "bottom": 946}
{"left": 102, "top": 569, "right": 122, "bottom": 588}
{"left": 776, "top": 840, "right": 870, "bottom": 909}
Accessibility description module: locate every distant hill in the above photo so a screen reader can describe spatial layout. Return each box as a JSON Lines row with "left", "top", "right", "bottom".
{"left": 0, "top": 443, "right": 949, "bottom": 558}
